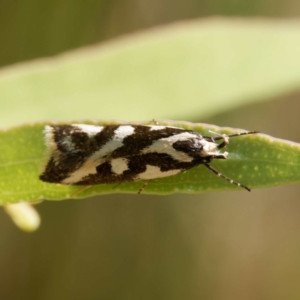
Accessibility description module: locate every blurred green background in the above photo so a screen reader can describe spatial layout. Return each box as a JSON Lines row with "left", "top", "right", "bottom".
{"left": 1, "top": 0, "right": 300, "bottom": 300}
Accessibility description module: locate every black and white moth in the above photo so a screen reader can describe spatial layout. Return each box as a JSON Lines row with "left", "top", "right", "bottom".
{"left": 39, "top": 124, "right": 258, "bottom": 194}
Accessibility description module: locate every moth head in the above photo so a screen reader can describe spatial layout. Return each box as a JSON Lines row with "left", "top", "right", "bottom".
{"left": 172, "top": 137, "right": 227, "bottom": 160}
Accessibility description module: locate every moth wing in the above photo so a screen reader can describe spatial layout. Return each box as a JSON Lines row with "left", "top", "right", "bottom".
{"left": 141, "top": 137, "right": 194, "bottom": 163}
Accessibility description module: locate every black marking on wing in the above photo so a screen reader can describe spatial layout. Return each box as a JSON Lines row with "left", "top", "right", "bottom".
{"left": 40, "top": 125, "right": 202, "bottom": 184}
{"left": 41, "top": 125, "right": 118, "bottom": 183}
{"left": 74, "top": 153, "right": 199, "bottom": 185}
{"left": 52, "top": 125, "right": 119, "bottom": 157}
{"left": 110, "top": 126, "right": 188, "bottom": 158}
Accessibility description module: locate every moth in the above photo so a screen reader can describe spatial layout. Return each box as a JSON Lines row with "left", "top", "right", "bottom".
{"left": 39, "top": 124, "right": 258, "bottom": 194}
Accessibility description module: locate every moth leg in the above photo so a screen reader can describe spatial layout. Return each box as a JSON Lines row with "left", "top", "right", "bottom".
{"left": 203, "top": 131, "right": 228, "bottom": 148}
{"left": 216, "top": 131, "right": 259, "bottom": 149}
{"left": 205, "top": 131, "right": 259, "bottom": 150}
{"left": 203, "top": 162, "right": 250, "bottom": 192}
{"left": 70, "top": 185, "right": 92, "bottom": 198}
{"left": 203, "top": 135, "right": 229, "bottom": 149}
{"left": 145, "top": 119, "right": 159, "bottom": 125}
{"left": 217, "top": 136, "right": 229, "bottom": 150}
{"left": 113, "top": 182, "right": 123, "bottom": 189}
{"left": 138, "top": 180, "right": 151, "bottom": 194}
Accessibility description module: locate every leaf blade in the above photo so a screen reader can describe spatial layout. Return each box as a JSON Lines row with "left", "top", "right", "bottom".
{"left": 0, "top": 120, "right": 299, "bottom": 204}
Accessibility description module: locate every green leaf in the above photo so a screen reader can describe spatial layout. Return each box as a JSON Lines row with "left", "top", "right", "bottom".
{"left": 0, "top": 120, "right": 299, "bottom": 205}
{"left": 1, "top": 19, "right": 300, "bottom": 126}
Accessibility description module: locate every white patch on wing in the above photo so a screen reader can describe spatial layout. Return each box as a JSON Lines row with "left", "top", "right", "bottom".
{"left": 72, "top": 124, "right": 104, "bottom": 136}
{"left": 148, "top": 125, "right": 166, "bottom": 131}
{"left": 141, "top": 132, "right": 197, "bottom": 162}
{"left": 147, "top": 125, "right": 181, "bottom": 131}
{"left": 90, "top": 125, "right": 135, "bottom": 164}
{"left": 136, "top": 165, "right": 181, "bottom": 180}
{"left": 62, "top": 125, "right": 135, "bottom": 184}
{"left": 114, "top": 125, "right": 135, "bottom": 139}
{"left": 62, "top": 158, "right": 101, "bottom": 184}
{"left": 44, "top": 126, "right": 56, "bottom": 150}
{"left": 111, "top": 158, "right": 129, "bottom": 175}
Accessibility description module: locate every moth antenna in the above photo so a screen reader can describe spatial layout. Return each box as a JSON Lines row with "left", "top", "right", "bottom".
{"left": 226, "top": 131, "right": 259, "bottom": 138}
{"left": 203, "top": 163, "right": 250, "bottom": 192}
{"left": 138, "top": 180, "right": 151, "bottom": 194}
{"left": 210, "top": 131, "right": 259, "bottom": 141}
